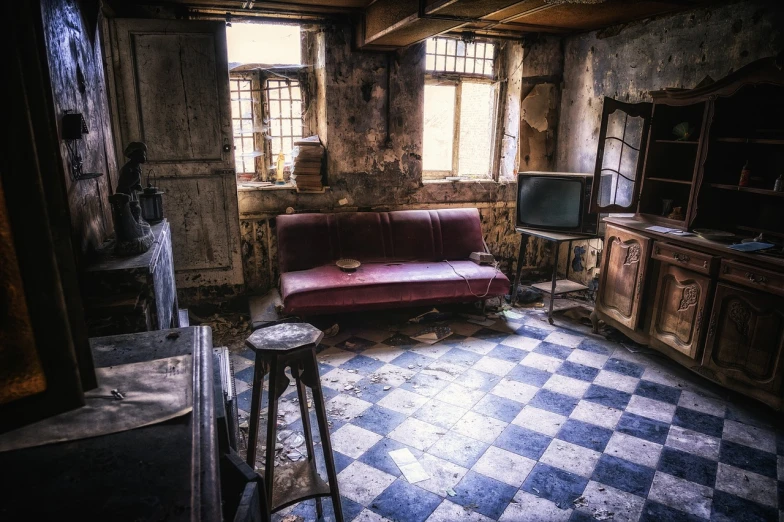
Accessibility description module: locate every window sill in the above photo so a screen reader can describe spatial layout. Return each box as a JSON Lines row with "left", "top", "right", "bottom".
{"left": 237, "top": 181, "right": 330, "bottom": 193}
{"left": 422, "top": 178, "right": 514, "bottom": 185}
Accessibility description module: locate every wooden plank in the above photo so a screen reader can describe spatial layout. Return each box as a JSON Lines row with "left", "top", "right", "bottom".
{"left": 531, "top": 279, "right": 588, "bottom": 295}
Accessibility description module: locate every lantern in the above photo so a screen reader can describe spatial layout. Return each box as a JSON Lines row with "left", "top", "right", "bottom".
{"left": 139, "top": 184, "right": 164, "bottom": 223}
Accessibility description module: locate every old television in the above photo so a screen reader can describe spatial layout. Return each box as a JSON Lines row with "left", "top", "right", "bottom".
{"left": 515, "top": 171, "right": 598, "bottom": 236}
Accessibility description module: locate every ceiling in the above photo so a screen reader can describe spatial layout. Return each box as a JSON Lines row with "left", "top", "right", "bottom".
{"left": 119, "top": 0, "right": 722, "bottom": 48}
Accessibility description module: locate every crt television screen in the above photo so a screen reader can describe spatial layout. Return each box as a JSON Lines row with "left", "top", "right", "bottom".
{"left": 518, "top": 177, "right": 582, "bottom": 228}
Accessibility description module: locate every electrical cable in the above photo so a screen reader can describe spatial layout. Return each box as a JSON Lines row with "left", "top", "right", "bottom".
{"left": 444, "top": 259, "right": 502, "bottom": 299}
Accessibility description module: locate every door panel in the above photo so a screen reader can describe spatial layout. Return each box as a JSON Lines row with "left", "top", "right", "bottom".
{"left": 590, "top": 98, "right": 652, "bottom": 214}
{"left": 702, "top": 283, "right": 784, "bottom": 393}
{"left": 110, "top": 19, "right": 243, "bottom": 289}
{"left": 596, "top": 224, "right": 651, "bottom": 331}
{"left": 650, "top": 264, "right": 711, "bottom": 359}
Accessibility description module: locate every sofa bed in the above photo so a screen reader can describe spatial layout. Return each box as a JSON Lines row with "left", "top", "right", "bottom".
{"left": 276, "top": 208, "right": 510, "bottom": 316}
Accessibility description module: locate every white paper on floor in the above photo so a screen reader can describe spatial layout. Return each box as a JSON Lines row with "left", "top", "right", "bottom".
{"left": 388, "top": 448, "right": 430, "bottom": 483}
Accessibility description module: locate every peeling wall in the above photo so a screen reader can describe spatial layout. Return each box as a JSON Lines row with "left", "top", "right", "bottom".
{"left": 556, "top": 0, "right": 784, "bottom": 173}
{"left": 238, "top": 25, "right": 539, "bottom": 295}
{"left": 40, "top": 0, "right": 118, "bottom": 261}
{"left": 519, "top": 36, "right": 563, "bottom": 172}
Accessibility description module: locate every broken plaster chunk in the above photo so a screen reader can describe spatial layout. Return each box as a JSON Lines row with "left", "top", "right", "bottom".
{"left": 521, "top": 83, "right": 556, "bottom": 133}
{"left": 338, "top": 198, "right": 349, "bottom": 206}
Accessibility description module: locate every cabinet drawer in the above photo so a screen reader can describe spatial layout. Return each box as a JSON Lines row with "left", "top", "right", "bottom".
{"left": 720, "top": 260, "right": 784, "bottom": 297}
{"left": 652, "top": 242, "right": 719, "bottom": 276}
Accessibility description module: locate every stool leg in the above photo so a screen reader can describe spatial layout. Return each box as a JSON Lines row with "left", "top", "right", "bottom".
{"left": 264, "top": 356, "right": 281, "bottom": 511}
{"left": 246, "top": 353, "right": 267, "bottom": 467}
{"left": 295, "top": 371, "right": 323, "bottom": 519}
{"left": 304, "top": 351, "right": 344, "bottom": 522}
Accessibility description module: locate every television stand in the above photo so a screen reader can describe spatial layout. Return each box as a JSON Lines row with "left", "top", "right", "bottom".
{"left": 511, "top": 227, "right": 593, "bottom": 324}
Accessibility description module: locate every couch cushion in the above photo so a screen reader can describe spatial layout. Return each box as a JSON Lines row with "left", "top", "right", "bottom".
{"left": 280, "top": 261, "right": 510, "bottom": 315}
{"left": 276, "top": 208, "right": 488, "bottom": 273}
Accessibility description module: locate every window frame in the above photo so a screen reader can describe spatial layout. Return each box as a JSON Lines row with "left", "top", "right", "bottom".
{"left": 229, "top": 68, "right": 309, "bottom": 180}
{"left": 423, "top": 37, "right": 501, "bottom": 181}
{"left": 230, "top": 73, "right": 264, "bottom": 179}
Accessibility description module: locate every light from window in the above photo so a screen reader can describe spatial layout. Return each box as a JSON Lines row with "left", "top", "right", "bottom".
{"left": 230, "top": 78, "right": 259, "bottom": 175}
{"left": 266, "top": 79, "right": 303, "bottom": 162}
{"left": 227, "top": 23, "right": 301, "bottom": 65}
{"left": 423, "top": 37, "right": 498, "bottom": 179}
{"left": 458, "top": 82, "right": 495, "bottom": 176}
{"left": 426, "top": 37, "right": 495, "bottom": 76}
{"left": 423, "top": 84, "right": 455, "bottom": 171}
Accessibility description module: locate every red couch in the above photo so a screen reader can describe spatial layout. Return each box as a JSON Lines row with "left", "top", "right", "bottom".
{"left": 277, "top": 208, "right": 510, "bottom": 315}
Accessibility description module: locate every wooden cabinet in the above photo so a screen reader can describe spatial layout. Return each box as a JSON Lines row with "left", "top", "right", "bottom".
{"left": 702, "top": 283, "right": 784, "bottom": 396}
{"left": 591, "top": 57, "right": 784, "bottom": 410}
{"left": 649, "top": 264, "right": 712, "bottom": 359}
{"left": 596, "top": 224, "right": 651, "bottom": 332}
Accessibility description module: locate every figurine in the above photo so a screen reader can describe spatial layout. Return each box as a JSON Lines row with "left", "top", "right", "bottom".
{"left": 117, "top": 142, "right": 147, "bottom": 198}
{"left": 667, "top": 206, "right": 684, "bottom": 220}
{"left": 111, "top": 141, "right": 154, "bottom": 255}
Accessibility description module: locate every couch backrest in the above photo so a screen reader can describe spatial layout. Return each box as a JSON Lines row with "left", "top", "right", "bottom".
{"left": 276, "top": 208, "right": 486, "bottom": 273}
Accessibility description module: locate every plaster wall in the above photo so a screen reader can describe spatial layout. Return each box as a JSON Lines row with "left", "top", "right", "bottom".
{"left": 40, "top": 0, "right": 118, "bottom": 260}
{"left": 238, "top": 25, "right": 548, "bottom": 295}
{"left": 556, "top": 0, "right": 784, "bottom": 173}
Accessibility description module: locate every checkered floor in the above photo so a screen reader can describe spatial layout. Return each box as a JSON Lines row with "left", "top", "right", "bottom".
{"left": 230, "top": 310, "right": 784, "bottom": 522}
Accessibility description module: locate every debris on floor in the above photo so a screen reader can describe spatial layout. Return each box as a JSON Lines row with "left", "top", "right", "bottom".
{"left": 408, "top": 308, "right": 452, "bottom": 323}
{"left": 388, "top": 448, "right": 430, "bottom": 483}
{"left": 412, "top": 325, "right": 453, "bottom": 345}
{"left": 322, "top": 323, "right": 339, "bottom": 338}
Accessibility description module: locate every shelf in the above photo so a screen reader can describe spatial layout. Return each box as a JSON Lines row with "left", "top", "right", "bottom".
{"left": 715, "top": 137, "right": 784, "bottom": 145}
{"left": 531, "top": 280, "right": 589, "bottom": 296}
{"left": 647, "top": 177, "right": 693, "bottom": 185}
{"left": 708, "top": 183, "right": 784, "bottom": 197}
{"left": 654, "top": 139, "right": 699, "bottom": 144}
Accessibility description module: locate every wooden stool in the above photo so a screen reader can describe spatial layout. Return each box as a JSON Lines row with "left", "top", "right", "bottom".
{"left": 244, "top": 323, "right": 343, "bottom": 521}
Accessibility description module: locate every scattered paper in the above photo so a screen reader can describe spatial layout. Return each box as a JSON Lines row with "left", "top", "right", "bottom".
{"left": 412, "top": 326, "right": 452, "bottom": 345}
{"left": 646, "top": 226, "right": 679, "bottom": 233}
{"left": 389, "top": 448, "right": 430, "bottom": 483}
{"left": 728, "top": 242, "right": 775, "bottom": 252}
{"left": 503, "top": 310, "right": 524, "bottom": 320}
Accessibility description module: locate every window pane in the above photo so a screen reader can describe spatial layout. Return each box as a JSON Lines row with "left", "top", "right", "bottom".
{"left": 446, "top": 56, "right": 455, "bottom": 72}
{"left": 227, "top": 23, "right": 301, "bottom": 65}
{"left": 435, "top": 55, "right": 445, "bottom": 70}
{"left": 426, "top": 55, "right": 435, "bottom": 70}
{"left": 423, "top": 83, "right": 456, "bottom": 171}
{"left": 457, "top": 82, "right": 495, "bottom": 178}
{"left": 240, "top": 100, "right": 252, "bottom": 119}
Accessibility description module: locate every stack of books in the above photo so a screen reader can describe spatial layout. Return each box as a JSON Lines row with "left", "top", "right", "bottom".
{"left": 291, "top": 136, "right": 325, "bottom": 192}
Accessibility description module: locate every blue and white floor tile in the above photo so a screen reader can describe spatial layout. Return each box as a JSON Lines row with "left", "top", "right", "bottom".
{"left": 231, "top": 310, "right": 784, "bottom": 522}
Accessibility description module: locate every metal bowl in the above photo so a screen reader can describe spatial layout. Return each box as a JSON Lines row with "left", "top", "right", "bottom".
{"left": 336, "top": 258, "right": 361, "bottom": 271}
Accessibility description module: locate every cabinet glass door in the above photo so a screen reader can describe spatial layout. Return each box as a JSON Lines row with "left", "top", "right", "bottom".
{"left": 590, "top": 98, "right": 652, "bottom": 214}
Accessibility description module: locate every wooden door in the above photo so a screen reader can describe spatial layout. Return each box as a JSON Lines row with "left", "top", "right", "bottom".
{"left": 590, "top": 98, "right": 652, "bottom": 214}
{"left": 596, "top": 224, "right": 651, "bottom": 331}
{"left": 702, "top": 284, "right": 784, "bottom": 394}
{"left": 649, "top": 264, "right": 711, "bottom": 359}
{"left": 108, "top": 19, "right": 243, "bottom": 290}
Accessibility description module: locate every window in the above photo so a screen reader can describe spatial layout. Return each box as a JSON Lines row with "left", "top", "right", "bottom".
{"left": 423, "top": 37, "right": 499, "bottom": 180}
{"left": 226, "top": 23, "right": 305, "bottom": 181}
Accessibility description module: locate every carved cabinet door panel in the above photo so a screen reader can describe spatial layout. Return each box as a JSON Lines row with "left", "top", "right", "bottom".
{"left": 649, "top": 264, "right": 711, "bottom": 359}
{"left": 596, "top": 224, "right": 652, "bottom": 331}
{"left": 702, "top": 283, "right": 784, "bottom": 394}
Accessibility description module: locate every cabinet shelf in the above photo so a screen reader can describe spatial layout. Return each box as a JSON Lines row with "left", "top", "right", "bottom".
{"left": 708, "top": 183, "right": 784, "bottom": 197}
{"left": 715, "top": 137, "right": 784, "bottom": 145}
{"left": 654, "top": 139, "right": 699, "bottom": 144}
{"left": 646, "top": 177, "right": 693, "bottom": 185}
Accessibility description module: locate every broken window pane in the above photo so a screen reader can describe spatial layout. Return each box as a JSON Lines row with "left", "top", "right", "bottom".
{"left": 458, "top": 82, "right": 495, "bottom": 178}
{"left": 423, "top": 83, "right": 456, "bottom": 171}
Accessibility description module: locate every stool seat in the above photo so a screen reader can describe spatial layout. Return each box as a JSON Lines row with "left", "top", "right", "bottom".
{"left": 244, "top": 322, "right": 343, "bottom": 521}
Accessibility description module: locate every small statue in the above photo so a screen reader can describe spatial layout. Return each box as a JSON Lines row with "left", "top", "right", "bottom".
{"left": 111, "top": 141, "right": 154, "bottom": 255}
{"left": 117, "top": 142, "right": 147, "bottom": 198}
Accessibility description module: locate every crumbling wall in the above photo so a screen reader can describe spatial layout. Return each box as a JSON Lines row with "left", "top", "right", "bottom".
{"left": 238, "top": 25, "right": 546, "bottom": 295}
{"left": 519, "top": 36, "right": 563, "bottom": 172}
{"left": 557, "top": 0, "right": 784, "bottom": 173}
{"left": 40, "top": 0, "right": 118, "bottom": 261}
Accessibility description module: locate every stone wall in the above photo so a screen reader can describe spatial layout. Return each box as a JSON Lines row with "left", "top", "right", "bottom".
{"left": 238, "top": 25, "right": 551, "bottom": 295}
